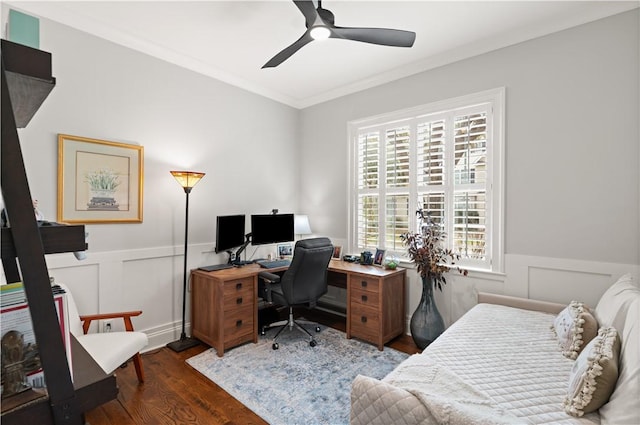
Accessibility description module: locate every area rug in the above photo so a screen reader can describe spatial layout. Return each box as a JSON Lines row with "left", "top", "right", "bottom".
{"left": 186, "top": 324, "right": 409, "bottom": 425}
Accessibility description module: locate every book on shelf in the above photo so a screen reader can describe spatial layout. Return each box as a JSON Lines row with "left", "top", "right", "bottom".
{"left": 0, "top": 282, "right": 72, "bottom": 398}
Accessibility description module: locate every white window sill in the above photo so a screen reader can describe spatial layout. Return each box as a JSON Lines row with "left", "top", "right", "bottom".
{"left": 398, "top": 259, "right": 506, "bottom": 282}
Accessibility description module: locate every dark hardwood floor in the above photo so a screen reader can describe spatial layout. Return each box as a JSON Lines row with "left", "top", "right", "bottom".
{"left": 84, "top": 310, "right": 420, "bottom": 425}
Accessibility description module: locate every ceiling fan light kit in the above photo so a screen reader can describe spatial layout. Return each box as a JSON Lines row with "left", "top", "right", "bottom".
{"left": 262, "top": 0, "right": 416, "bottom": 68}
{"left": 310, "top": 26, "right": 331, "bottom": 40}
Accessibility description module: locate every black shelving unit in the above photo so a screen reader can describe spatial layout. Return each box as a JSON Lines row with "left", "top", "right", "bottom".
{"left": 1, "top": 39, "right": 118, "bottom": 425}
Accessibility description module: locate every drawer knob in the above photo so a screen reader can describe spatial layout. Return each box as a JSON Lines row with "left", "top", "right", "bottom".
{"left": 236, "top": 297, "right": 243, "bottom": 305}
{"left": 236, "top": 319, "right": 243, "bottom": 327}
{"left": 361, "top": 295, "right": 368, "bottom": 302}
{"left": 361, "top": 281, "right": 367, "bottom": 287}
{"left": 236, "top": 282, "right": 242, "bottom": 290}
{"left": 361, "top": 316, "right": 367, "bottom": 323}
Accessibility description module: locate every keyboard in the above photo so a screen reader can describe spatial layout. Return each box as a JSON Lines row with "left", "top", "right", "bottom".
{"left": 199, "top": 264, "right": 233, "bottom": 272}
{"left": 256, "top": 259, "right": 291, "bottom": 269}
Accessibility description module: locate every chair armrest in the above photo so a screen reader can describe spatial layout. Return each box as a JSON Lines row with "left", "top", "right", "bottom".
{"left": 258, "top": 271, "right": 280, "bottom": 303}
{"left": 258, "top": 271, "right": 280, "bottom": 283}
{"left": 79, "top": 310, "right": 143, "bottom": 334}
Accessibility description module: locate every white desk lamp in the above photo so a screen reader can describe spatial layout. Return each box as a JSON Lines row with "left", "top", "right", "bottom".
{"left": 294, "top": 215, "right": 312, "bottom": 239}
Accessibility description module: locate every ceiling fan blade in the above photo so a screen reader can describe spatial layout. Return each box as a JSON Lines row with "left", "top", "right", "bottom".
{"left": 262, "top": 32, "right": 314, "bottom": 68}
{"left": 294, "top": 0, "right": 320, "bottom": 27}
{"left": 331, "top": 26, "right": 416, "bottom": 48}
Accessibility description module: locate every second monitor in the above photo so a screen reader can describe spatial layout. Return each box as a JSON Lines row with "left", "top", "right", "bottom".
{"left": 251, "top": 213, "right": 294, "bottom": 245}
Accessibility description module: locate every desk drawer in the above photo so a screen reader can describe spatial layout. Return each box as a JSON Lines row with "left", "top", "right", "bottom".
{"left": 351, "top": 287, "right": 380, "bottom": 307}
{"left": 351, "top": 276, "right": 380, "bottom": 293}
{"left": 349, "top": 303, "right": 379, "bottom": 336}
{"left": 223, "top": 280, "right": 255, "bottom": 311}
{"left": 223, "top": 305, "right": 254, "bottom": 342}
{"left": 223, "top": 277, "right": 254, "bottom": 296}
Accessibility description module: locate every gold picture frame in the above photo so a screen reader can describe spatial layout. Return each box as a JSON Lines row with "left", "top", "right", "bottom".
{"left": 57, "top": 134, "right": 143, "bottom": 223}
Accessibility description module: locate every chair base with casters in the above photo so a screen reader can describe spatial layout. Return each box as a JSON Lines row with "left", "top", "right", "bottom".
{"left": 260, "top": 305, "right": 321, "bottom": 350}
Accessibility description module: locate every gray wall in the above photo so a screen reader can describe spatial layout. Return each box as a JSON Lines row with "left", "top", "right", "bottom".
{"left": 300, "top": 9, "right": 639, "bottom": 266}
{"left": 16, "top": 16, "right": 300, "bottom": 254}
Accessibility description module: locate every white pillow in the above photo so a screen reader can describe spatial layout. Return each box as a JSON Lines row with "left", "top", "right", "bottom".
{"left": 594, "top": 274, "right": 638, "bottom": 331}
{"left": 598, "top": 295, "right": 640, "bottom": 424}
{"left": 564, "top": 327, "right": 620, "bottom": 416}
{"left": 552, "top": 301, "right": 598, "bottom": 359}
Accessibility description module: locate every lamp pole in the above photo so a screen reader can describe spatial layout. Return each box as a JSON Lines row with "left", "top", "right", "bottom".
{"left": 167, "top": 171, "right": 204, "bottom": 352}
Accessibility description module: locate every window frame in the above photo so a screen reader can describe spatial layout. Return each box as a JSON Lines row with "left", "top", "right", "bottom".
{"left": 347, "top": 88, "right": 505, "bottom": 273}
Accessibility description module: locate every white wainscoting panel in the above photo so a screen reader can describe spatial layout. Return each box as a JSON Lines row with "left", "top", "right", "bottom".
{"left": 10, "top": 247, "right": 638, "bottom": 351}
{"left": 43, "top": 243, "right": 218, "bottom": 351}
{"left": 504, "top": 254, "right": 638, "bottom": 307}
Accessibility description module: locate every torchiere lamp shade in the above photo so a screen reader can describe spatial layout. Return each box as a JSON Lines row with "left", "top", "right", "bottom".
{"left": 170, "top": 171, "right": 205, "bottom": 191}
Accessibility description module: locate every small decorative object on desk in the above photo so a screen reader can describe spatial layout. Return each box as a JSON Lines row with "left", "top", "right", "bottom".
{"left": 401, "top": 208, "right": 467, "bottom": 349}
{"left": 277, "top": 243, "right": 293, "bottom": 259}
{"left": 383, "top": 256, "right": 398, "bottom": 270}
{"left": 374, "top": 248, "right": 385, "bottom": 266}
{"left": 360, "top": 251, "right": 373, "bottom": 265}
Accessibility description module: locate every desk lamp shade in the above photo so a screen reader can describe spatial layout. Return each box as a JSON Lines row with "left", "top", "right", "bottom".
{"left": 170, "top": 171, "right": 205, "bottom": 192}
{"left": 294, "top": 215, "right": 312, "bottom": 235}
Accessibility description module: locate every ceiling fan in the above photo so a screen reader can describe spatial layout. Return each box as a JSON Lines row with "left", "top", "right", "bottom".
{"left": 262, "top": 0, "right": 416, "bottom": 68}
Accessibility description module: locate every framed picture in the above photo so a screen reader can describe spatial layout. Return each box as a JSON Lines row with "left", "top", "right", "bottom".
{"left": 277, "top": 243, "right": 293, "bottom": 258}
{"left": 57, "top": 134, "right": 143, "bottom": 224}
{"left": 332, "top": 246, "right": 342, "bottom": 259}
{"left": 374, "top": 248, "right": 386, "bottom": 266}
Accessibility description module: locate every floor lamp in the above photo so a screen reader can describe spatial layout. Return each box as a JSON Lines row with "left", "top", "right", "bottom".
{"left": 167, "top": 170, "right": 205, "bottom": 352}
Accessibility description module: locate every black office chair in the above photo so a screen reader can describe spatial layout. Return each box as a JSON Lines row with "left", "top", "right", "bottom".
{"left": 259, "top": 237, "right": 334, "bottom": 350}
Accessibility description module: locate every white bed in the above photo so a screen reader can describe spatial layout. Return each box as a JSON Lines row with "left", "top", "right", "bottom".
{"left": 351, "top": 275, "right": 640, "bottom": 425}
{"left": 382, "top": 303, "right": 598, "bottom": 424}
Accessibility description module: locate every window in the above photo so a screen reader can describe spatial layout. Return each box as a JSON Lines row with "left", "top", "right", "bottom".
{"left": 349, "top": 88, "right": 504, "bottom": 272}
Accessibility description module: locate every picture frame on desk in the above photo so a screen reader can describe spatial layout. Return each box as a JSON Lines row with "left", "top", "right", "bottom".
{"left": 277, "top": 243, "right": 293, "bottom": 259}
{"left": 57, "top": 134, "right": 143, "bottom": 224}
{"left": 374, "top": 248, "right": 386, "bottom": 266}
{"left": 332, "top": 246, "right": 342, "bottom": 259}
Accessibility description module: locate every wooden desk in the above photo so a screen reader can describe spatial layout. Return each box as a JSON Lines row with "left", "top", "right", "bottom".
{"left": 190, "top": 260, "right": 405, "bottom": 356}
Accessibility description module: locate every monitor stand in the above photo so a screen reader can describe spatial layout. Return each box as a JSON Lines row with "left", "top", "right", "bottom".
{"left": 227, "top": 233, "right": 252, "bottom": 265}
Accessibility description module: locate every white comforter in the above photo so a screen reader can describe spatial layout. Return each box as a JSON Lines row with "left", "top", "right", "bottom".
{"left": 351, "top": 303, "right": 600, "bottom": 425}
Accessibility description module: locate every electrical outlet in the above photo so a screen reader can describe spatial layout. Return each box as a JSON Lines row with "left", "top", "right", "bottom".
{"left": 103, "top": 321, "right": 112, "bottom": 333}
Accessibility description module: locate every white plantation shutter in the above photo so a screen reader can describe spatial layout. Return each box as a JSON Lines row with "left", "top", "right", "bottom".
{"left": 417, "top": 120, "right": 446, "bottom": 187}
{"left": 385, "top": 194, "right": 410, "bottom": 251}
{"left": 418, "top": 192, "right": 446, "bottom": 225}
{"left": 385, "top": 127, "right": 411, "bottom": 188}
{"left": 357, "top": 195, "right": 378, "bottom": 248}
{"left": 358, "top": 132, "right": 379, "bottom": 190}
{"left": 452, "top": 111, "right": 488, "bottom": 260}
{"left": 350, "top": 89, "right": 504, "bottom": 272}
{"left": 454, "top": 191, "right": 486, "bottom": 260}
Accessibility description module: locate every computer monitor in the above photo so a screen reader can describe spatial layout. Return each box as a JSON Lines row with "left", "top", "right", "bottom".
{"left": 250, "top": 213, "right": 294, "bottom": 245}
{"left": 215, "top": 215, "right": 246, "bottom": 253}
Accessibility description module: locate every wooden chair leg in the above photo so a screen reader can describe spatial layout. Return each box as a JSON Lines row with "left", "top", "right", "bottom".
{"left": 132, "top": 352, "right": 145, "bottom": 383}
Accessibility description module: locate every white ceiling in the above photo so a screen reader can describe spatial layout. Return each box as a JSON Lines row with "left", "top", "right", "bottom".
{"left": 6, "top": 1, "right": 638, "bottom": 109}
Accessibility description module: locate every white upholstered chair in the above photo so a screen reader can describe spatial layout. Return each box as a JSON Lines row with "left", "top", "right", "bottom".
{"left": 59, "top": 283, "right": 148, "bottom": 383}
